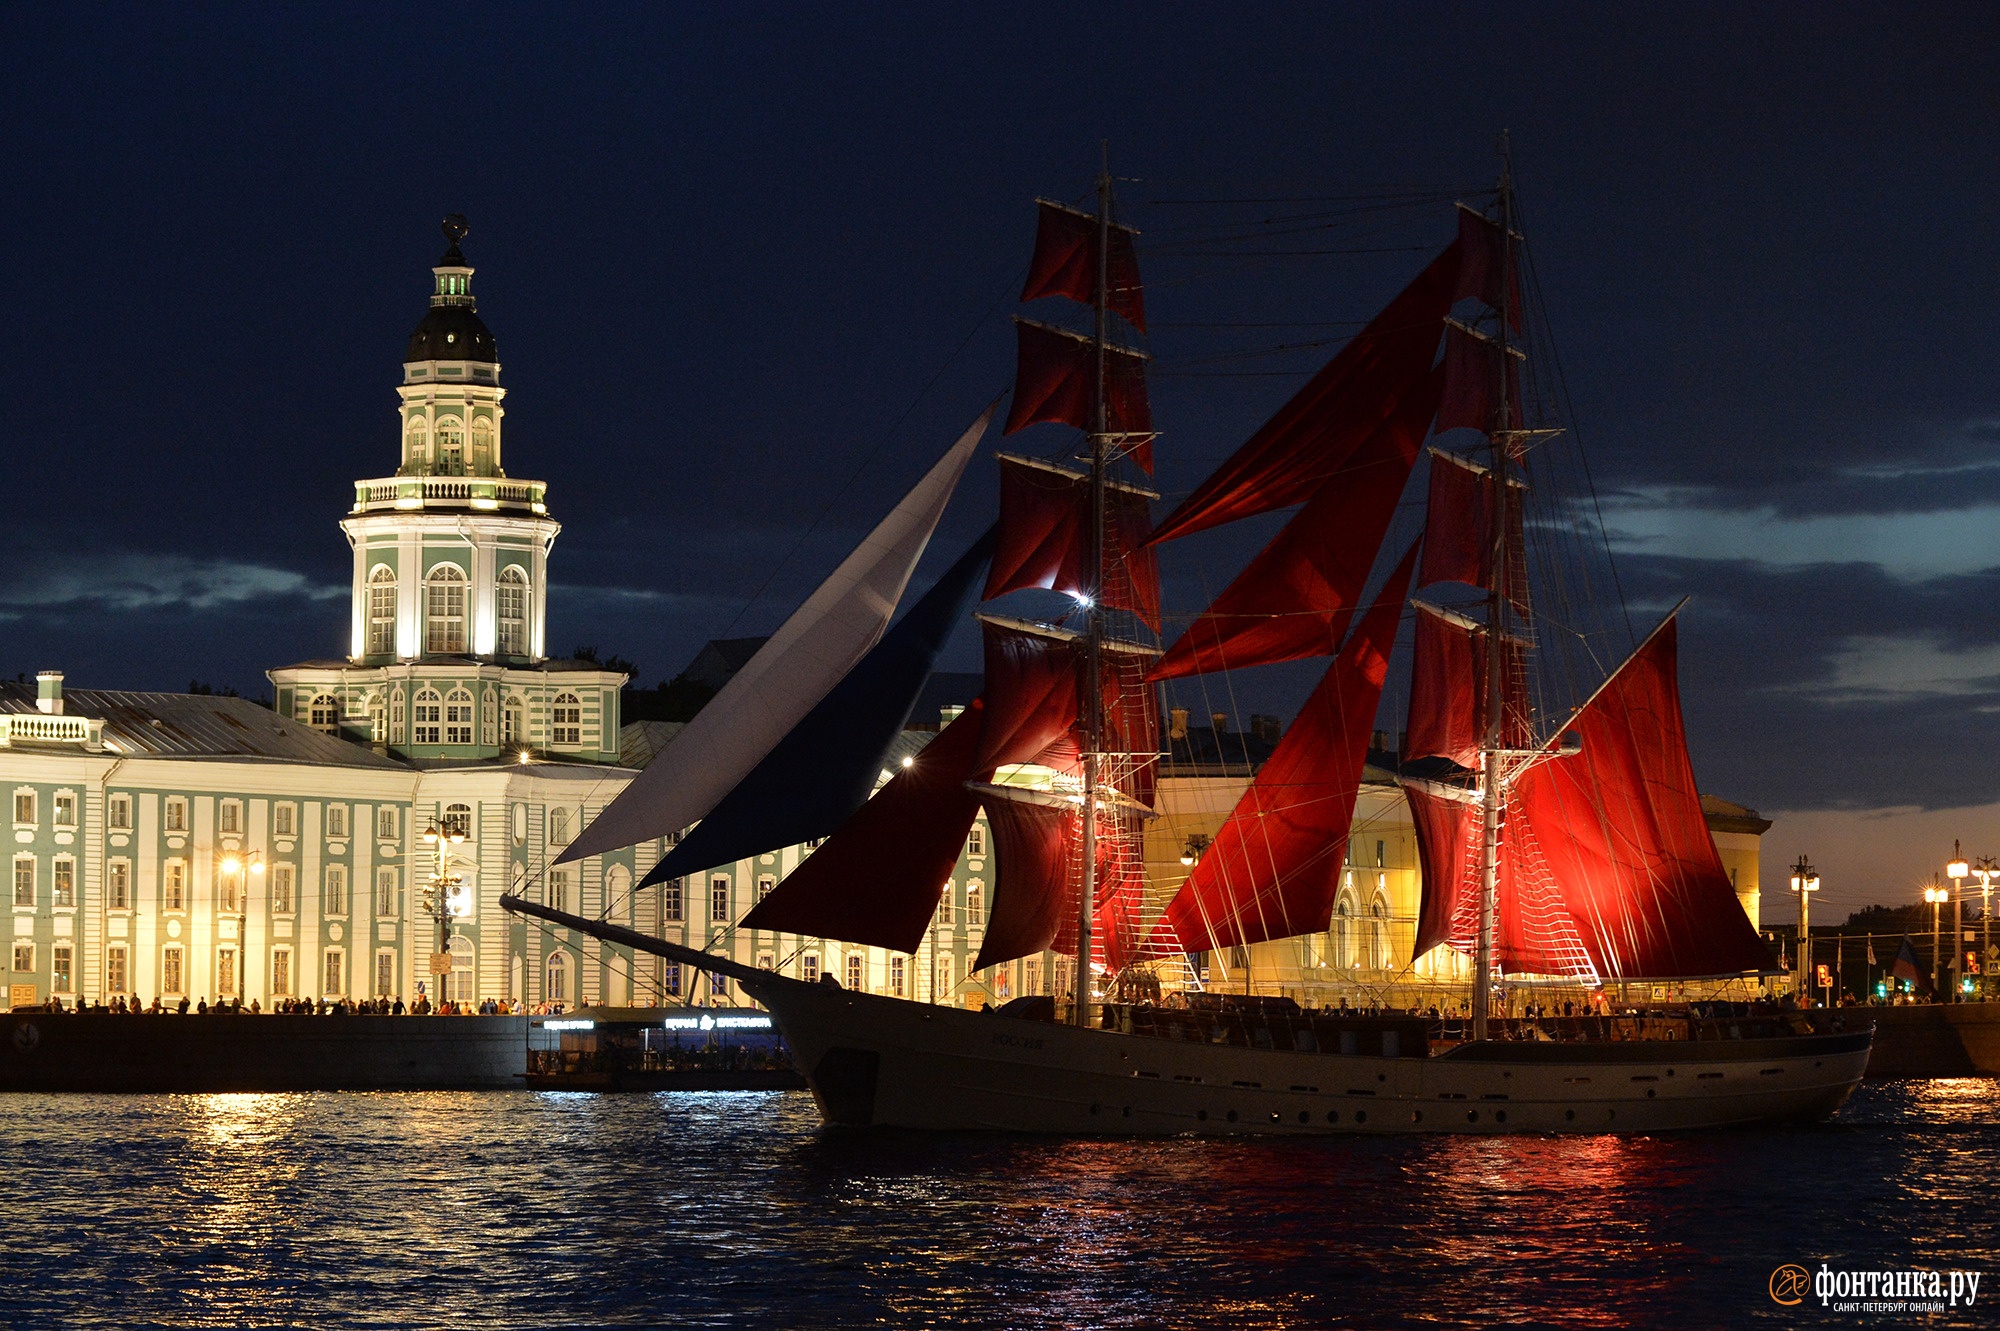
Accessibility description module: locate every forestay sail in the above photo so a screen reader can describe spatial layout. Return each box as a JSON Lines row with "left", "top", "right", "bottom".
{"left": 556, "top": 406, "right": 992, "bottom": 865}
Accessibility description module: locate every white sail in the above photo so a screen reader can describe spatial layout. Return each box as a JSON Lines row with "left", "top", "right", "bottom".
{"left": 556, "top": 406, "right": 993, "bottom": 864}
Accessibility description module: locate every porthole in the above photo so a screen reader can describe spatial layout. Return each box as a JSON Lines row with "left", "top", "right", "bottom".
{"left": 1495, "top": 1110, "right": 1507, "bottom": 1124}
{"left": 1355, "top": 1111, "right": 1367, "bottom": 1124}
{"left": 1197, "top": 1110, "right": 1209, "bottom": 1122}
{"left": 1226, "top": 1110, "right": 1239, "bottom": 1123}
{"left": 1122, "top": 1106, "right": 1132, "bottom": 1118}
{"left": 1297, "top": 1111, "right": 1310, "bottom": 1125}
{"left": 1327, "top": 1110, "right": 1340, "bottom": 1124}
{"left": 1412, "top": 1110, "right": 1423, "bottom": 1124}
{"left": 1647, "top": 1089, "right": 1657, "bottom": 1098}
{"left": 1089, "top": 1103, "right": 1101, "bottom": 1116}
{"left": 1269, "top": 1112, "right": 1281, "bottom": 1123}
{"left": 1565, "top": 1109, "right": 1576, "bottom": 1122}
{"left": 1467, "top": 1109, "right": 1478, "bottom": 1123}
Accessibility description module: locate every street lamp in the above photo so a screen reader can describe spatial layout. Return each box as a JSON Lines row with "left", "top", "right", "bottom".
{"left": 421, "top": 821, "right": 469, "bottom": 1011}
{"left": 1947, "top": 841, "right": 1970, "bottom": 1002}
{"left": 1977, "top": 856, "right": 1997, "bottom": 1001}
{"left": 218, "top": 851, "right": 263, "bottom": 1005}
{"left": 1923, "top": 881, "right": 1950, "bottom": 1000}
{"left": 1789, "top": 855, "right": 1820, "bottom": 1004}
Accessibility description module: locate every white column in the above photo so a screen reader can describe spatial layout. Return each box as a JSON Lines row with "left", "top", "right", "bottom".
{"left": 471, "top": 534, "right": 496, "bottom": 657}
{"left": 348, "top": 526, "right": 367, "bottom": 660}
{"left": 399, "top": 528, "right": 423, "bottom": 659}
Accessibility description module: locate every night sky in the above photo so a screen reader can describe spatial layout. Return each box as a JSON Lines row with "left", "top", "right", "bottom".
{"left": 6, "top": 6, "right": 1999, "bottom": 916}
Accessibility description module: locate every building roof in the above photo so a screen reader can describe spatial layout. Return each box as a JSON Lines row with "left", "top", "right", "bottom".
{"left": 406, "top": 303, "right": 496, "bottom": 363}
{"left": 618, "top": 720, "right": 685, "bottom": 769}
{"left": 0, "top": 683, "right": 409, "bottom": 770}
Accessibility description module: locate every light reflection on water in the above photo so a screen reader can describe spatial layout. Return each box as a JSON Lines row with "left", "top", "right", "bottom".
{"left": 0, "top": 1081, "right": 1991, "bottom": 1328}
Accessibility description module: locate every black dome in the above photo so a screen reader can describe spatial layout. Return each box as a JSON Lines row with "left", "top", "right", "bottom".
{"left": 406, "top": 305, "right": 497, "bottom": 362}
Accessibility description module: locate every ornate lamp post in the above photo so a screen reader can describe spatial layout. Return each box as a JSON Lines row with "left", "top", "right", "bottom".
{"left": 1977, "top": 856, "right": 1997, "bottom": 1001}
{"left": 421, "top": 822, "right": 469, "bottom": 1011}
{"left": 1923, "top": 881, "right": 1949, "bottom": 1000}
{"left": 1789, "top": 855, "right": 1819, "bottom": 1003}
{"left": 218, "top": 851, "right": 263, "bottom": 1004}
{"left": 1947, "top": 842, "right": 1970, "bottom": 1002}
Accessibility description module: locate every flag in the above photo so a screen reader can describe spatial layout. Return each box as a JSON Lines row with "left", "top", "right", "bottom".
{"left": 1890, "top": 935, "right": 1928, "bottom": 992}
{"left": 1867, "top": 939, "right": 1878, "bottom": 967}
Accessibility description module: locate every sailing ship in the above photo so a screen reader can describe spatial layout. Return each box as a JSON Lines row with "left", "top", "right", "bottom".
{"left": 506, "top": 156, "right": 1872, "bottom": 1133}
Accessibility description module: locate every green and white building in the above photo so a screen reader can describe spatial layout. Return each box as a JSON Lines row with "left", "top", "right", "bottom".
{"left": 3, "top": 228, "right": 1000, "bottom": 1014}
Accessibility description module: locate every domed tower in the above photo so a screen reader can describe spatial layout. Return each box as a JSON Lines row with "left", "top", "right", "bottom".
{"left": 269, "top": 218, "right": 626, "bottom": 763}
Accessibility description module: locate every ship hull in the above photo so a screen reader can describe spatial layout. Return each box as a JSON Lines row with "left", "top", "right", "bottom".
{"left": 741, "top": 975, "right": 1871, "bottom": 1135}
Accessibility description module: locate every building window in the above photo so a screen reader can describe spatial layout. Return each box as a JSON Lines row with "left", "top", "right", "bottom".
{"left": 756, "top": 875, "right": 774, "bottom": 904}
{"left": 162, "top": 946, "right": 185, "bottom": 995}
{"left": 12, "top": 791, "right": 34, "bottom": 825}
{"left": 164, "top": 798, "right": 187, "bottom": 833}
{"left": 496, "top": 566, "right": 528, "bottom": 656}
{"left": 661, "top": 961, "right": 681, "bottom": 996}
{"left": 272, "top": 864, "right": 295, "bottom": 913}
{"left": 325, "top": 864, "right": 349, "bottom": 916}
{"left": 391, "top": 692, "right": 406, "bottom": 744}
{"left": 367, "top": 566, "right": 398, "bottom": 655}
{"left": 444, "top": 689, "right": 474, "bottom": 745}
{"left": 217, "top": 948, "right": 238, "bottom": 997}
{"left": 471, "top": 416, "right": 493, "bottom": 468}
{"left": 11, "top": 943, "right": 31, "bottom": 974}
{"left": 482, "top": 693, "right": 496, "bottom": 747}
{"left": 663, "top": 878, "right": 684, "bottom": 923}
{"left": 549, "top": 808, "right": 570, "bottom": 846}
{"left": 802, "top": 954, "right": 819, "bottom": 984}
{"left": 710, "top": 876, "right": 730, "bottom": 920}
{"left": 846, "top": 953, "right": 863, "bottom": 990}
{"left": 324, "top": 949, "right": 345, "bottom": 997}
{"left": 890, "top": 956, "right": 906, "bottom": 997}
{"left": 218, "top": 863, "right": 239, "bottom": 913}
{"left": 164, "top": 860, "right": 186, "bottom": 911}
{"left": 967, "top": 826, "right": 985, "bottom": 857}
{"left": 708, "top": 972, "right": 728, "bottom": 1002}
{"left": 52, "top": 858, "right": 73, "bottom": 908}
{"left": 51, "top": 946, "right": 73, "bottom": 994}
{"left": 376, "top": 867, "right": 398, "bottom": 917}
{"left": 448, "top": 936, "right": 475, "bottom": 1003}
{"left": 426, "top": 565, "right": 468, "bottom": 654}
{"left": 108, "top": 794, "right": 131, "bottom": 830}
{"left": 271, "top": 948, "right": 292, "bottom": 997}
{"left": 13, "top": 857, "right": 33, "bottom": 907}
{"left": 442, "top": 803, "right": 471, "bottom": 838}
{"left": 53, "top": 793, "right": 76, "bottom": 827}
{"left": 937, "top": 956, "right": 953, "bottom": 1000}
{"left": 545, "top": 952, "right": 568, "bottom": 1004}
{"left": 435, "top": 417, "right": 465, "bottom": 474}
{"left": 548, "top": 869, "right": 570, "bottom": 915}
{"left": 108, "top": 860, "right": 130, "bottom": 909}
{"left": 377, "top": 806, "right": 398, "bottom": 840}
{"left": 405, "top": 416, "right": 428, "bottom": 470}
{"left": 327, "top": 805, "right": 349, "bottom": 838}
{"left": 376, "top": 951, "right": 396, "bottom": 998}
{"left": 551, "top": 693, "right": 582, "bottom": 747}
{"left": 274, "top": 803, "right": 296, "bottom": 836}
{"left": 937, "top": 888, "right": 953, "bottom": 927}
{"left": 308, "top": 695, "right": 341, "bottom": 735}
{"left": 413, "top": 689, "right": 442, "bottom": 744}
{"left": 1026, "top": 958, "right": 1041, "bottom": 995}
{"left": 106, "top": 946, "right": 128, "bottom": 995}
{"left": 966, "top": 885, "right": 984, "bottom": 926}
{"left": 502, "top": 698, "right": 524, "bottom": 745}
{"left": 219, "top": 799, "right": 241, "bottom": 833}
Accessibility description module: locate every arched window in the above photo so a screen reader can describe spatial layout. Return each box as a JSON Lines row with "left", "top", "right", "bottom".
{"left": 448, "top": 934, "right": 476, "bottom": 1004}
{"left": 495, "top": 566, "right": 528, "bottom": 656}
{"left": 1333, "top": 894, "right": 1356, "bottom": 970}
{"left": 549, "top": 807, "right": 570, "bottom": 846}
{"left": 435, "top": 416, "right": 465, "bottom": 475}
{"left": 425, "top": 565, "right": 466, "bottom": 654}
{"left": 470, "top": 417, "right": 493, "bottom": 472}
{"left": 442, "top": 802, "right": 472, "bottom": 839}
{"left": 551, "top": 693, "right": 581, "bottom": 746}
{"left": 307, "top": 694, "right": 341, "bottom": 733}
{"left": 501, "top": 697, "right": 525, "bottom": 746}
{"left": 367, "top": 566, "right": 397, "bottom": 655}
{"left": 444, "top": 689, "right": 474, "bottom": 745}
{"left": 1369, "top": 894, "right": 1393, "bottom": 971}
{"left": 412, "top": 689, "right": 442, "bottom": 744}
{"left": 367, "top": 695, "right": 385, "bottom": 743}
{"left": 545, "top": 951, "right": 568, "bottom": 1004}
{"left": 404, "top": 416, "right": 428, "bottom": 472}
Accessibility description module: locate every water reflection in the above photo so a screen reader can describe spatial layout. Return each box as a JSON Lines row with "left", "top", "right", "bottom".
{"left": 0, "top": 1082, "right": 1990, "bottom": 1328}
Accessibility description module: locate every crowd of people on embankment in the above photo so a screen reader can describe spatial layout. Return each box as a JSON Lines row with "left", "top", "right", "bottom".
{"left": 15, "top": 994, "right": 559, "bottom": 1016}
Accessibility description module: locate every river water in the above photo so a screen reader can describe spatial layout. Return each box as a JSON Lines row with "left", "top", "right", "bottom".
{"left": 0, "top": 1080, "right": 1993, "bottom": 1328}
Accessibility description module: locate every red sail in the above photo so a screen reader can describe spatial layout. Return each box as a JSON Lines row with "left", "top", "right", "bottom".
{"left": 740, "top": 701, "right": 989, "bottom": 953}
{"left": 1406, "top": 783, "right": 1482, "bottom": 960}
{"left": 985, "top": 456, "right": 1161, "bottom": 631}
{"left": 975, "top": 797, "right": 1146, "bottom": 973}
{"left": 1162, "top": 544, "right": 1416, "bottom": 953}
{"left": 1418, "top": 449, "right": 1527, "bottom": 612}
{"left": 1437, "top": 321, "right": 1522, "bottom": 436}
{"left": 973, "top": 619, "right": 1083, "bottom": 775}
{"left": 1150, "top": 368, "right": 1435, "bottom": 680}
{"left": 1021, "top": 200, "right": 1147, "bottom": 333}
{"left": 1453, "top": 204, "right": 1522, "bottom": 328}
{"left": 1405, "top": 604, "right": 1531, "bottom": 767}
{"left": 1004, "top": 319, "right": 1155, "bottom": 471}
{"left": 1147, "top": 238, "right": 1462, "bottom": 544}
{"left": 1502, "top": 619, "right": 1771, "bottom": 978}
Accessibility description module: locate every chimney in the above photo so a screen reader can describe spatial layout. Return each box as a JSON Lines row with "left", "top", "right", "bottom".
{"left": 1249, "top": 714, "right": 1280, "bottom": 744}
{"left": 1211, "top": 711, "right": 1228, "bottom": 733}
{"left": 36, "top": 671, "right": 63, "bottom": 716}
{"left": 1168, "top": 708, "right": 1189, "bottom": 740}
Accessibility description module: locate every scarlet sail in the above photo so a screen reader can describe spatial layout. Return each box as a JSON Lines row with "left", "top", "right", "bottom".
{"left": 1147, "top": 238, "right": 1462, "bottom": 544}
{"left": 985, "top": 455, "right": 1160, "bottom": 631}
{"left": 1161, "top": 544, "right": 1417, "bottom": 954}
{"left": 1404, "top": 603, "right": 1529, "bottom": 768}
{"left": 1021, "top": 199, "right": 1147, "bottom": 333}
{"left": 1151, "top": 369, "right": 1435, "bottom": 679}
{"left": 1004, "top": 319, "right": 1154, "bottom": 471}
{"left": 976, "top": 794, "right": 1146, "bottom": 973}
{"left": 1417, "top": 448, "right": 1527, "bottom": 612}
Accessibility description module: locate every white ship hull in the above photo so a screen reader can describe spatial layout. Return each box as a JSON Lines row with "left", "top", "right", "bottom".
{"left": 741, "top": 974, "right": 1872, "bottom": 1135}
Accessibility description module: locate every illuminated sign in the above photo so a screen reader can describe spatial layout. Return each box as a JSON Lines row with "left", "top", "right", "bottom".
{"left": 661, "top": 1013, "right": 774, "bottom": 1032}
{"left": 539, "top": 1019, "right": 596, "bottom": 1032}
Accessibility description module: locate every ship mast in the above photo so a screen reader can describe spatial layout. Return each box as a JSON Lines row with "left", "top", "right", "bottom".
{"left": 1471, "top": 139, "right": 1516, "bottom": 1044}
{"left": 1073, "top": 146, "right": 1112, "bottom": 1027}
